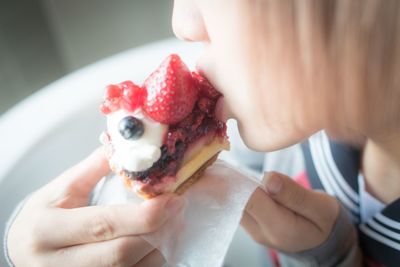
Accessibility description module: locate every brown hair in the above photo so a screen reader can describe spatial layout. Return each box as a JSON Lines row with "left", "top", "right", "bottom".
{"left": 252, "top": 0, "right": 400, "bottom": 137}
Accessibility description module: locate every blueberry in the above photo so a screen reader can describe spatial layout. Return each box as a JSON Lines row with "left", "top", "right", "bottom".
{"left": 118, "top": 116, "right": 144, "bottom": 140}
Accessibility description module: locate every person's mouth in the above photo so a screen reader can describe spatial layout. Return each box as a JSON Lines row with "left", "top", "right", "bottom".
{"left": 195, "top": 60, "right": 230, "bottom": 122}
{"left": 214, "top": 97, "right": 229, "bottom": 122}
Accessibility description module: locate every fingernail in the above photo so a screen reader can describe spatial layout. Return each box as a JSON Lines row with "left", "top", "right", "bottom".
{"left": 166, "top": 196, "right": 184, "bottom": 213}
{"left": 266, "top": 173, "right": 282, "bottom": 195}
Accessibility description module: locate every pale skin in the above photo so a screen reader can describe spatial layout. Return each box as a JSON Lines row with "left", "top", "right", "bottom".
{"left": 7, "top": 149, "right": 183, "bottom": 267}
{"left": 8, "top": 1, "right": 400, "bottom": 265}
{"left": 173, "top": 0, "right": 400, "bottom": 252}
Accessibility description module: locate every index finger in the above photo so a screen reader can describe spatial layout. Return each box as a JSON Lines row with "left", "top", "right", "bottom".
{"left": 52, "top": 147, "right": 110, "bottom": 191}
{"left": 245, "top": 188, "right": 326, "bottom": 252}
{"left": 36, "top": 193, "right": 184, "bottom": 248}
{"left": 37, "top": 148, "right": 110, "bottom": 206}
{"left": 262, "top": 172, "right": 339, "bottom": 223}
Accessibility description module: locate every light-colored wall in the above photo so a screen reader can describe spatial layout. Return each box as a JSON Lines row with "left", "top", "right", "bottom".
{"left": 0, "top": 0, "right": 173, "bottom": 115}
{"left": 0, "top": 0, "right": 65, "bottom": 114}
{"left": 42, "top": 0, "right": 174, "bottom": 71}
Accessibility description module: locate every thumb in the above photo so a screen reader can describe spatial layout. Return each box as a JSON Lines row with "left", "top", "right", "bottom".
{"left": 262, "top": 172, "right": 338, "bottom": 223}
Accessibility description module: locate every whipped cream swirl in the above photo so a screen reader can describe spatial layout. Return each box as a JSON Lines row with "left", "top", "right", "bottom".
{"left": 104, "top": 108, "right": 167, "bottom": 172}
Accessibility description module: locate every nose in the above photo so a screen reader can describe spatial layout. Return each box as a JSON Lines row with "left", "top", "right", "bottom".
{"left": 172, "top": 0, "right": 209, "bottom": 42}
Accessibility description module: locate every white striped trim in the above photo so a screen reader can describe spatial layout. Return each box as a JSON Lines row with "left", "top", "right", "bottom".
{"left": 360, "top": 224, "right": 400, "bottom": 251}
{"left": 368, "top": 219, "right": 400, "bottom": 242}
{"left": 309, "top": 134, "right": 359, "bottom": 214}
{"left": 309, "top": 140, "right": 359, "bottom": 223}
{"left": 375, "top": 213, "right": 400, "bottom": 230}
{"left": 320, "top": 132, "right": 360, "bottom": 203}
{"left": 309, "top": 137, "right": 336, "bottom": 197}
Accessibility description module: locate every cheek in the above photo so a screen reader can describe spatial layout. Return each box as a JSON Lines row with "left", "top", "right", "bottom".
{"left": 200, "top": 1, "right": 321, "bottom": 150}
{"left": 212, "top": 44, "right": 318, "bottom": 151}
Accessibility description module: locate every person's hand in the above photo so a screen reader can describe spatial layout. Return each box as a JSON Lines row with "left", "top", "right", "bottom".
{"left": 242, "top": 172, "right": 339, "bottom": 253}
{"left": 7, "top": 148, "right": 184, "bottom": 267}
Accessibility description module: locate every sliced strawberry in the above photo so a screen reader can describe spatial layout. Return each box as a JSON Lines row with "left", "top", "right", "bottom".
{"left": 143, "top": 54, "right": 198, "bottom": 124}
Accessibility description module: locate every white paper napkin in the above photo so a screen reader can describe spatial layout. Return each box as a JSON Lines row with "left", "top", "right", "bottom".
{"left": 95, "top": 160, "right": 260, "bottom": 267}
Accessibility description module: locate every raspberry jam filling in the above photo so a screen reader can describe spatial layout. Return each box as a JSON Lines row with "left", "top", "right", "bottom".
{"left": 122, "top": 73, "right": 226, "bottom": 185}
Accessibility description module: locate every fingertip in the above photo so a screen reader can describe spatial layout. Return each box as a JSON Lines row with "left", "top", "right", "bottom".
{"left": 142, "top": 193, "right": 186, "bottom": 222}
{"left": 262, "top": 172, "right": 283, "bottom": 195}
{"left": 76, "top": 147, "right": 110, "bottom": 177}
{"left": 134, "top": 194, "right": 184, "bottom": 233}
{"left": 51, "top": 148, "right": 110, "bottom": 193}
{"left": 87, "top": 147, "right": 109, "bottom": 169}
{"left": 143, "top": 193, "right": 185, "bottom": 215}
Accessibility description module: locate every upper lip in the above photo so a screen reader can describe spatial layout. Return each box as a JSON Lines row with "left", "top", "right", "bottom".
{"left": 195, "top": 62, "right": 206, "bottom": 78}
{"left": 195, "top": 61, "right": 223, "bottom": 95}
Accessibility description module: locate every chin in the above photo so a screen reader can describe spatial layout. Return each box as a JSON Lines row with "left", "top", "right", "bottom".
{"left": 237, "top": 121, "right": 305, "bottom": 152}
{"left": 236, "top": 122, "right": 275, "bottom": 152}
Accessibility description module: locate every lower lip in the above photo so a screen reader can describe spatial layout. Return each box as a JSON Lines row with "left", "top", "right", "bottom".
{"left": 215, "top": 97, "right": 228, "bottom": 122}
{"left": 196, "top": 62, "right": 229, "bottom": 122}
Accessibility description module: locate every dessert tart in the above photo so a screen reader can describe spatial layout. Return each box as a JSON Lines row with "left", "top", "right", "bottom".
{"left": 100, "top": 54, "right": 229, "bottom": 199}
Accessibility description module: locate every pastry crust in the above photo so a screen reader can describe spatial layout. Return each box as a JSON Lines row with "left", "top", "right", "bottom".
{"left": 121, "top": 139, "right": 225, "bottom": 199}
{"left": 174, "top": 153, "right": 218, "bottom": 195}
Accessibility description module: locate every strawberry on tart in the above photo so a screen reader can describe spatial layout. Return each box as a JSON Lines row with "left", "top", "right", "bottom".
{"left": 99, "top": 54, "right": 229, "bottom": 199}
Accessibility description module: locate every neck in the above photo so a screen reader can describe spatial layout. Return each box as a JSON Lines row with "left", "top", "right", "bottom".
{"left": 362, "top": 134, "right": 400, "bottom": 204}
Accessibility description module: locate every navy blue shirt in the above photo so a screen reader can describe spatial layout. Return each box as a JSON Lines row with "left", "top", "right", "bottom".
{"left": 302, "top": 131, "right": 400, "bottom": 267}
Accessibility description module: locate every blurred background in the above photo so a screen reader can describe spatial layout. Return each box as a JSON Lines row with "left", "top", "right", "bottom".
{"left": 0, "top": 0, "right": 173, "bottom": 114}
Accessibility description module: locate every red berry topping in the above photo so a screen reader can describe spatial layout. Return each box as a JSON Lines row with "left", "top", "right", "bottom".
{"left": 100, "top": 81, "right": 146, "bottom": 115}
{"left": 100, "top": 102, "right": 113, "bottom": 114}
{"left": 120, "top": 81, "right": 147, "bottom": 112}
{"left": 192, "top": 71, "right": 221, "bottom": 100}
{"left": 105, "top": 84, "right": 122, "bottom": 100}
{"left": 197, "top": 97, "right": 213, "bottom": 115}
{"left": 143, "top": 54, "right": 198, "bottom": 124}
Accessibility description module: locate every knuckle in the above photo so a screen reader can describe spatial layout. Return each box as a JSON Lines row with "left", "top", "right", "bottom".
{"left": 89, "top": 213, "right": 115, "bottom": 241}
